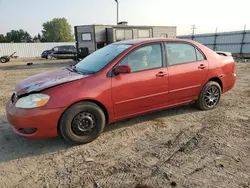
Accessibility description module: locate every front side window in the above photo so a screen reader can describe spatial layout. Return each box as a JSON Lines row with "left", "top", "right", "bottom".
{"left": 59, "top": 46, "right": 68, "bottom": 51}
{"left": 53, "top": 47, "right": 59, "bottom": 51}
{"left": 165, "top": 43, "right": 197, "bottom": 66}
{"left": 119, "top": 43, "right": 162, "bottom": 72}
{"left": 75, "top": 44, "right": 132, "bottom": 74}
{"left": 81, "top": 33, "right": 92, "bottom": 41}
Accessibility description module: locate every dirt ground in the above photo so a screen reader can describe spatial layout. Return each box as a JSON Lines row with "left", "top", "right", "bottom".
{"left": 0, "top": 60, "right": 250, "bottom": 188}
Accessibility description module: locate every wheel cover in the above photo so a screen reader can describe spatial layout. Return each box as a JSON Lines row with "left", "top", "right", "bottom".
{"left": 204, "top": 86, "right": 220, "bottom": 108}
{"left": 71, "top": 112, "right": 97, "bottom": 136}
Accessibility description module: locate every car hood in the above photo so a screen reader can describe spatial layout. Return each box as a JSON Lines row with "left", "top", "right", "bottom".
{"left": 15, "top": 68, "right": 86, "bottom": 96}
{"left": 42, "top": 50, "right": 51, "bottom": 54}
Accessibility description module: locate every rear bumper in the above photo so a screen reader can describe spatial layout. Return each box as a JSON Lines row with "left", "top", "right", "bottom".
{"left": 6, "top": 100, "right": 66, "bottom": 139}
{"left": 222, "top": 73, "right": 236, "bottom": 93}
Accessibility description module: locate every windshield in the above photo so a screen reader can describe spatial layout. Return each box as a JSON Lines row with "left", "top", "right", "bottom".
{"left": 75, "top": 44, "right": 132, "bottom": 73}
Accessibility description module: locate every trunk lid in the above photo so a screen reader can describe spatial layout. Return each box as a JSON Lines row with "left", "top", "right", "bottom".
{"left": 216, "top": 51, "right": 235, "bottom": 75}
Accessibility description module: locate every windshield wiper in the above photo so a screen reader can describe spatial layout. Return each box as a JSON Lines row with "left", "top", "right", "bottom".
{"left": 67, "top": 65, "right": 84, "bottom": 75}
{"left": 67, "top": 65, "right": 96, "bottom": 75}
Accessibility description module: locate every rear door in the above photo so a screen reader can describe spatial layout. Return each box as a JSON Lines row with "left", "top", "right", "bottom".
{"left": 111, "top": 43, "right": 169, "bottom": 119}
{"left": 165, "top": 42, "right": 208, "bottom": 105}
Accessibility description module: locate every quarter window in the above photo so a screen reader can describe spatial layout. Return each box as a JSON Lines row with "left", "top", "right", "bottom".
{"left": 120, "top": 43, "right": 162, "bottom": 72}
{"left": 196, "top": 48, "right": 205, "bottom": 61}
{"left": 165, "top": 43, "right": 197, "bottom": 66}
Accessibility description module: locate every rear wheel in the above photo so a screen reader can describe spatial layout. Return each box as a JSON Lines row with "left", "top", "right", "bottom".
{"left": 59, "top": 102, "right": 106, "bottom": 145}
{"left": 196, "top": 81, "right": 221, "bottom": 110}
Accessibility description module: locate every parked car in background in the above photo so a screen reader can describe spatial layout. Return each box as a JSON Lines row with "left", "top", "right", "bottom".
{"left": 7, "top": 38, "right": 236, "bottom": 145}
{"left": 41, "top": 45, "right": 76, "bottom": 59}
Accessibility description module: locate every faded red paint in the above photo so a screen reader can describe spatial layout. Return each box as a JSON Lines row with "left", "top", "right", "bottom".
{"left": 6, "top": 39, "right": 236, "bottom": 139}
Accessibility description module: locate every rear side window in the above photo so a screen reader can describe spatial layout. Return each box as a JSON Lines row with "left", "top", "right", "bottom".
{"left": 165, "top": 43, "right": 199, "bottom": 66}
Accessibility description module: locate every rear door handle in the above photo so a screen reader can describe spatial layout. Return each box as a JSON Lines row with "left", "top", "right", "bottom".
{"left": 156, "top": 71, "right": 168, "bottom": 77}
{"left": 198, "top": 64, "right": 207, "bottom": 69}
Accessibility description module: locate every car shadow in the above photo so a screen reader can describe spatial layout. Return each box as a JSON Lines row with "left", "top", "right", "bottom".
{"left": 0, "top": 104, "right": 199, "bottom": 163}
{"left": 104, "top": 104, "right": 198, "bottom": 132}
{"left": 0, "top": 115, "right": 70, "bottom": 163}
{"left": 0, "top": 61, "right": 74, "bottom": 71}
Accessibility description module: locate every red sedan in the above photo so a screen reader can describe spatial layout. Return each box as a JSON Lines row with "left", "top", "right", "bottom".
{"left": 6, "top": 39, "right": 236, "bottom": 145}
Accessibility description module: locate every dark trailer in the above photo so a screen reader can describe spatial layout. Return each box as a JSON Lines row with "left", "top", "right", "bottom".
{"left": 74, "top": 23, "right": 177, "bottom": 58}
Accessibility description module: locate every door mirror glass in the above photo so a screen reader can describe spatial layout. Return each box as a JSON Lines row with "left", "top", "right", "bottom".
{"left": 114, "top": 65, "right": 131, "bottom": 75}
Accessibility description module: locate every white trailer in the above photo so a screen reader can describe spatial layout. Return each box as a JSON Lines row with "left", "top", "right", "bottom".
{"left": 74, "top": 24, "right": 177, "bottom": 58}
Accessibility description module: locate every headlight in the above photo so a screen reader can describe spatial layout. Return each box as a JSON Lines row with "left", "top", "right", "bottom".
{"left": 15, "top": 94, "right": 50, "bottom": 109}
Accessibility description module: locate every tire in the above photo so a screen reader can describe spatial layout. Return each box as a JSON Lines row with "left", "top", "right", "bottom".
{"left": 0, "top": 57, "right": 7, "bottom": 63}
{"left": 196, "top": 81, "right": 221, "bottom": 110}
{"left": 59, "top": 102, "right": 106, "bottom": 145}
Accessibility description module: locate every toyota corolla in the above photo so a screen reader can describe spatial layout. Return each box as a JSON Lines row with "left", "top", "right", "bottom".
{"left": 6, "top": 39, "right": 236, "bottom": 145}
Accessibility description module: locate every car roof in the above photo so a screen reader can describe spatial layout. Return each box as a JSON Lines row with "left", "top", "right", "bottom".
{"left": 115, "top": 38, "right": 194, "bottom": 45}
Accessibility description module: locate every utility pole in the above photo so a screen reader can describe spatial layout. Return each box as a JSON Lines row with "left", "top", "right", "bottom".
{"left": 115, "top": 0, "right": 119, "bottom": 24}
{"left": 191, "top": 25, "right": 196, "bottom": 40}
{"left": 191, "top": 25, "right": 197, "bottom": 35}
{"left": 240, "top": 24, "right": 247, "bottom": 55}
{"left": 213, "top": 27, "right": 218, "bottom": 51}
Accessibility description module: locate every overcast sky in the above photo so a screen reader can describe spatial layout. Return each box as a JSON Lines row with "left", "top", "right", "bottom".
{"left": 0, "top": 0, "right": 249, "bottom": 36}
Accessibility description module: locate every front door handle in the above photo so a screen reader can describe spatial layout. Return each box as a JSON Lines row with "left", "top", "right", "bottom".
{"left": 156, "top": 71, "right": 168, "bottom": 77}
{"left": 198, "top": 64, "right": 207, "bottom": 69}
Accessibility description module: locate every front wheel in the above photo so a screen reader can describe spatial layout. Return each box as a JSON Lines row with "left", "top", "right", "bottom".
{"left": 59, "top": 102, "right": 106, "bottom": 145}
{"left": 196, "top": 81, "right": 222, "bottom": 110}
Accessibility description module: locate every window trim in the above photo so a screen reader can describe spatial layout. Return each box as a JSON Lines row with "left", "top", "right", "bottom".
{"left": 164, "top": 42, "right": 207, "bottom": 67}
{"left": 81, "top": 32, "right": 92, "bottom": 41}
{"left": 109, "top": 42, "right": 166, "bottom": 77}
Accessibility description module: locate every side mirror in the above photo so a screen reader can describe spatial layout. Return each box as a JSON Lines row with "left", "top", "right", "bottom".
{"left": 114, "top": 64, "right": 131, "bottom": 75}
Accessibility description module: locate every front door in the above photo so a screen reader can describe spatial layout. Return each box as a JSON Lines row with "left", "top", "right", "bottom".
{"left": 165, "top": 42, "right": 208, "bottom": 105}
{"left": 111, "top": 43, "right": 169, "bottom": 119}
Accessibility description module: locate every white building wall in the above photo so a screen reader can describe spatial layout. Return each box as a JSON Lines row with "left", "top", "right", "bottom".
{"left": 0, "top": 42, "right": 75, "bottom": 58}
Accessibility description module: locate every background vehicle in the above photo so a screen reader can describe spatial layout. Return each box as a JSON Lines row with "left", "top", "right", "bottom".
{"left": 7, "top": 39, "right": 236, "bottom": 145}
{"left": 41, "top": 45, "right": 76, "bottom": 59}
{"left": 0, "top": 52, "right": 17, "bottom": 63}
{"left": 74, "top": 23, "right": 177, "bottom": 59}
